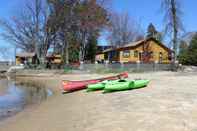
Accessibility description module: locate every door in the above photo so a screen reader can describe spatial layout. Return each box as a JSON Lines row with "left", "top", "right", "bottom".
{"left": 139, "top": 52, "right": 143, "bottom": 62}
{"left": 143, "top": 51, "right": 152, "bottom": 63}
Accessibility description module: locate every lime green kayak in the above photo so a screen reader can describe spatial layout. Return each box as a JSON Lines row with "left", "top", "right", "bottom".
{"left": 133, "top": 80, "right": 150, "bottom": 89}
{"left": 104, "top": 79, "right": 150, "bottom": 92}
{"left": 104, "top": 80, "right": 132, "bottom": 91}
{"left": 87, "top": 80, "right": 119, "bottom": 91}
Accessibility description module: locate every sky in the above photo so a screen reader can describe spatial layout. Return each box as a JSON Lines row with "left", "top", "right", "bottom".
{"left": 99, "top": 0, "right": 197, "bottom": 45}
{"left": 0, "top": 0, "right": 197, "bottom": 60}
{"left": 0, "top": 0, "right": 24, "bottom": 61}
{"left": 112, "top": 0, "right": 197, "bottom": 31}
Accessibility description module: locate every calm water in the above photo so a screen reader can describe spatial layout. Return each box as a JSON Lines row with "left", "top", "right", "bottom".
{"left": 0, "top": 78, "right": 52, "bottom": 121}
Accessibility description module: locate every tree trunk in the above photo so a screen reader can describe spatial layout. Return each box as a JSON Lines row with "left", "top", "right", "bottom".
{"left": 65, "top": 41, "right": 69, "bottom": 64}
{"left": 171, "top": 0, "right": 178, "bottom": 71}
{"left": 42, "top": 36, "right": 50, "bottom": 65}
{"left": 79, "top": 31, "right": 86, "bottom": 62}
{"left": 35, "top": 0, "right": 41, "bottom": 65}
{"left": 172, "top": 0, "right": 178, "bottom": 61}
{"left": 79, "top": 48, "right": 83, "bottom": 62}
{"left": 62, "top": 39, "right": 69, "bottom": 65}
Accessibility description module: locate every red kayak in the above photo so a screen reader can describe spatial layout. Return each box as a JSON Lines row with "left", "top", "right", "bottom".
{"left": 62, "top": 72, "right": 128, "bottom": 92}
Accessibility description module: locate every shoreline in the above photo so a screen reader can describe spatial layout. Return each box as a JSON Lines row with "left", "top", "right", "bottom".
{"left": 0, "top": 75, "right": 60, "bottom": 127}
{"left": 0, "top": 76, "right": 54, "bottom": 122}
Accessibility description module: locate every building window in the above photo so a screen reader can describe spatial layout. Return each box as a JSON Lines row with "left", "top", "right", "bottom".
{"left": 123, "top": 50, "right": 130, "bottom": 58}
{"left": 150, "top": 51, "right": 154, "bottom": 58}
{"left": 159, "top": 52, "right": 163, "bottom": 63}
{"left": 134, "top": 50, "right": 138, "bottom": 58}
{"left": 130, "top": 50, "right": 134, "bottom": 56}
{"left": 159, "top": 52, "right": 163, "bottom": 57}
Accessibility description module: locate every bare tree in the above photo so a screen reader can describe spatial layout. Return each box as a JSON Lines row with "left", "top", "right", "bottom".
{"left": 108, "top": 12, "right": 144, "bottom": 47}
{"left": 161, "top": 0, "right": 184, "bottom": 63}
{"left": 77, "top": 0, "right": 109, "bottom": 62}
{"left": 0, "top": 0, "right": 50, "bottom": 63}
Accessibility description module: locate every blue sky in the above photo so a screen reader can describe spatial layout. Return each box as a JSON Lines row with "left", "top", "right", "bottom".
{"left": 99, "top": 0, "right": 197, "bottom": 45}
{"left": 0, "top": 0, "right": 197, "bottom": 60}
{"left": 113, "top": 0, "right": 197, "bottom": 32}
{"left": 0, "top": 0, "right": 25, "bottom": 60}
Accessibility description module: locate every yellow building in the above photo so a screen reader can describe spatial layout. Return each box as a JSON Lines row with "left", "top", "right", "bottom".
{"left": 95, "top": 53, "right": 105, "bottom": 63}
{"left": 46, "top": 54, "right": 63, "bottom": 64}
{"left": 96, "top": 38, "right": 173, "bottom": 64}
{"left": 16, "top": 52, "right": 37, "bottom": 65}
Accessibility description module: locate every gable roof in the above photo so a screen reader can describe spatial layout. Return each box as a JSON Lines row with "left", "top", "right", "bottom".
{"left": 102, "top": 38, "right": 173, "bottom": 53}
{"left": 16, "top": 52, "right": 36, "bottom": 58}
{"left": 122, "top": 39, "right": 145, "bottom": 48}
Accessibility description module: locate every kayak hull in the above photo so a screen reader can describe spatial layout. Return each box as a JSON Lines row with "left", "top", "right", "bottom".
{"left": 104, "top": 81, "right": 132, "bottom": 91}
{"left": 87, "top": 83, "right": 105, "bottom": 91}
{"left": 62, "top": 80, "right": 100, "bottom": 92}
{"left": 87, "top": 80, "right": 120, "bottom": 91}
{"left": 104, "top": 79, "right": 150, "bottom": 92}
{"left": 133, "top": 80, "right": 150, "bottom": 89}
{"left": 62, "top": 72, "right": 128, "bottom": 92}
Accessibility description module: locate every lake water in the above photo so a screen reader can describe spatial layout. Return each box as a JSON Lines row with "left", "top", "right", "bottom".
{"left": 0, "top": 77, "right": 52, "bottom": 121}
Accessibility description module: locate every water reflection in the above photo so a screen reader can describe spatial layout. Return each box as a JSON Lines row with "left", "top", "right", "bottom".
{"left": 0, "top": 78, "right": 52, "bottom": 120}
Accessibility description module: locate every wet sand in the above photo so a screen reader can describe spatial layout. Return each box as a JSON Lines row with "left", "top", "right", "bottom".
{"left": 0, "top": 79, "right": 9, "bottom": 96}
{"left": 1, "top": 72, "right": 197, "bottom": 131}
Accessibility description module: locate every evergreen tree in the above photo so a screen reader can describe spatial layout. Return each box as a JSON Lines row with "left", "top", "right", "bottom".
{"left": 85, "top": 35, "right": 97, "bottom": 63}
{"left": 68, "top": 35, "right": 80, "bottom": 63}
{"left": 178, "top": 40, "right": 188, "bottom": 64}
{"left": 146, "top": 23, "right": 163, "bottom": 42}
{"left": 147, "top": 23, "right": 157, "bottom": 38}
{"left": 187, "top": 33, "right": 197, "bottom": 65}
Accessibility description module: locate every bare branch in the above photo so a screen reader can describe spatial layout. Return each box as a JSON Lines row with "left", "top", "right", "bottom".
{"left": 0, "top": 0, "right": 50, "bottom": 60}
{"left": 161, "top": 0, "right": 184, "bottom": 61}
{"left": 108, "top": 12, "right": 144, "bottom": 47}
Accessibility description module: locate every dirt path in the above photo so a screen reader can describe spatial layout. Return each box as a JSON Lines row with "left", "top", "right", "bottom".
{"left": 1, "top": 72, "right": 197, "bottom": 131}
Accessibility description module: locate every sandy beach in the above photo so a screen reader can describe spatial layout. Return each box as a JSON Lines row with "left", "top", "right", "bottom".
{"left": 1, "top": 71, "right": 197, "bottom": 131}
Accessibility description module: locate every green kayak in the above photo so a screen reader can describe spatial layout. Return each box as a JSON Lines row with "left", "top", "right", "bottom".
{"left": 87, "top": 80, "right": 120, "bottom": 91}
{"left": 133, "top": 80, "right": 150, "bottom": 89}
{"left": 104, "top": 79, "right": 150, "bottom": 92}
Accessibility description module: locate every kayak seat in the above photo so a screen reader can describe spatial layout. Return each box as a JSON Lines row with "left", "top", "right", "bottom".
{"left": 118, "top": 79, "right": 127, "bottom": 82}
